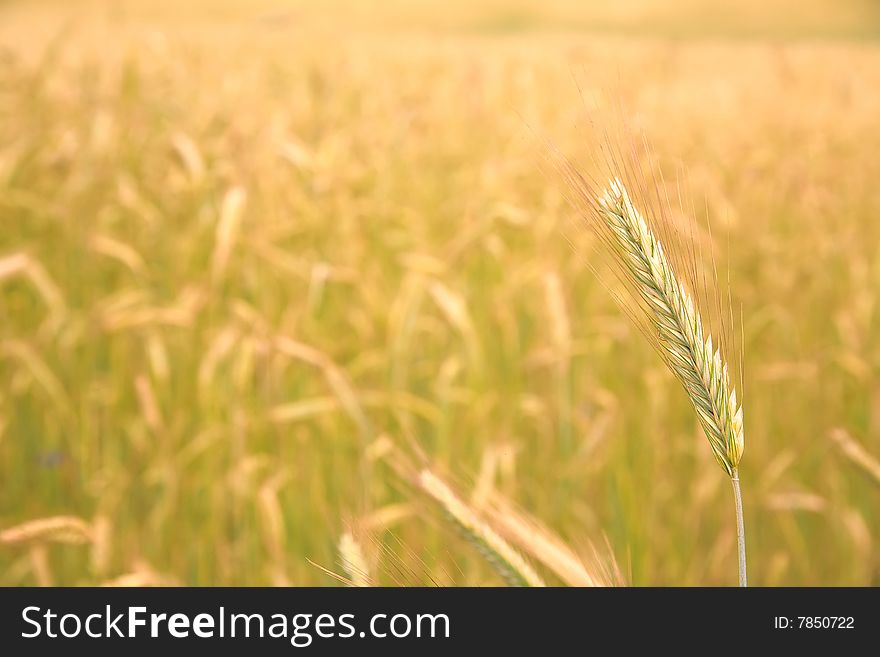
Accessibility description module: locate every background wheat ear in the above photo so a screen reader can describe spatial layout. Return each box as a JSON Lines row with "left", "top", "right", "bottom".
{"left": 418, "top": 469, "right": 545, "bottom": 587}
{"left": 338, "top": 531, "right": 372, "bottom": 587}
{"left": 560, "top": 161, "right": 748, "bottom": 585}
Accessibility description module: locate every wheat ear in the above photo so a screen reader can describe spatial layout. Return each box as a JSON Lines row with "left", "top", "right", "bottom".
{"left": 418, "top": 470, "right": 545, "bottom": 587}
{"left": 338, "top": 531, "right": 371, "bottom": 587}
{"left": 596, "top": 178, "right": 747, "bottom": 586}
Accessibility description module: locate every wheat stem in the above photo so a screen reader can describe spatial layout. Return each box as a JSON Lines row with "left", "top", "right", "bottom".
{"left": 731, "top": 469, "right": 747, "bottom": 587}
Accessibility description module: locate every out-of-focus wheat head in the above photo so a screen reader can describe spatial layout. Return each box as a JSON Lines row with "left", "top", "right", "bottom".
{"left": 597, "top": 178, "right": 744, "bottom": 476}
{"left": 418, "top": 470, "right": 545, "bottom": 587}
{"left": 338, "top": 531, "right": 371, "bottom": 587}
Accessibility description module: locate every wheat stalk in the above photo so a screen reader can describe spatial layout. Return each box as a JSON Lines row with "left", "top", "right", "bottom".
{"left": 586, "top": 177, "right": 747, "bottom": 586}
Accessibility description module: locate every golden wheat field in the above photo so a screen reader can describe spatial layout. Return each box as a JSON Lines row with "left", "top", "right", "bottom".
{"left": 2, "top": 0, "right": 880, "bottom": 587}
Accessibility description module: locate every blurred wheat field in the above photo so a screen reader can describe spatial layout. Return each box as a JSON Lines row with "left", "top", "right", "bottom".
{"left": 2, "top": 0, "right": 880, "bottom": 586}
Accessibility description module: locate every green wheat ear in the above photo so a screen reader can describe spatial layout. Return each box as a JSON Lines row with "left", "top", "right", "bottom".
{"left": 568, "top": 173, "right": 748, "bottom": 586}
{"left": 597, "top": 178, "right": 744, "bottom": 476}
